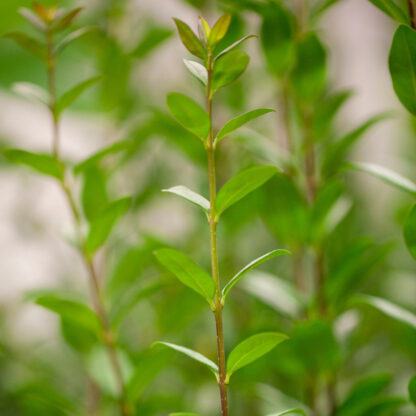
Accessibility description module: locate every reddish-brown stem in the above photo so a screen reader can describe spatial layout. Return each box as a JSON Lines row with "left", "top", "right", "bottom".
{"left": 408, "top": 0, "right": 416, "bottom": 30}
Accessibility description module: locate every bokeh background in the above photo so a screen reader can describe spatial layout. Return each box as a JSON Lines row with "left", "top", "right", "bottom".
{"left": 1, "top": 0, "right": 415, "bottom": 415}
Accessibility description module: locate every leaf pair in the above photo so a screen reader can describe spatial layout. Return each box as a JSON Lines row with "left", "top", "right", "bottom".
{"left": 154, "top": 332, "right": 287, "bottom": 382}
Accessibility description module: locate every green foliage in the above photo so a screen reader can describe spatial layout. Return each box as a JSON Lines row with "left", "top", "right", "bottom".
{"left": 2, "top": 31, "right": 46, "bottom": 59}
{"left": 270, "top": 410, "right": 306, "bottom": 416}
{"left": 173, "top": 18, "right": 206, "bottom": 60}
{"left": 368, "top": 0, "right": 409, "bottom": 24}
{"left": 409, "top": 375, "right": 416, "bottom": 406}
{"left": 162, "top": 185, "right": 210, "bottom": 214}
{"left": 404, "top": 204, "right": 416, "bottom": 260}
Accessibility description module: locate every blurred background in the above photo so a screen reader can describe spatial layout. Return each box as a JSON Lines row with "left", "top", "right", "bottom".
{"left": 1, "top": 0, "right": 416, "bottom": 415}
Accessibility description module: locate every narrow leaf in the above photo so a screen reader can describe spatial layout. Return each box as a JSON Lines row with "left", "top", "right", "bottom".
{"left": 269, "top": 409, "right": 306, "bottom": 416}
{"left": 404, "top": 204, "right": 416, "bottom": 260}
{"left": 216, "top": 165, "right": 277, "bottom": 217}
{"left": 344, "top": 162, "right": 416, "bottom": 196}
{"left": 53, "top": 7, "right": 83, "bottom": 32}
{"left": 183, "top": 59, "right": 208, "bottom": 85}
{"left": 212, "top": 50, "right": 249, "bottom": 93}
{"left": 154, "top": 248, "right": 215, "bottom": 307}
{"left": 369, "top": 0, "right": 409, "bottom": 24}
{"left": 170, "top": 413, "right": 200, "bottom": 416}
{"left": 226, "top": 332, "right": 288, "bottom": 380}
{"left": 409, "top": 375, "right": 416, "bottom": 406}
{"left": 12, "top": 82, "right": 50, "bottom": 105}
{"left": 216, "top": 109, "right": 275, "bottom": 143}
{"left": 153, "top": 341, "right": 218, "bottom": 374}
{"left": 222, "top": 249, "right": 290, "bottom": 302}
{"left": 57, "top": 76, "right": 102, "bottom": 114}
{"left": 3, "top": 149, "right": 64, "bottom": 179}
{"left": 173, "top": 18, "right": 206, "bottom": 59}
{"left": 162, "top": 185, "right": 210, "bottom": 213}
{"left": 19, "top": 8, "right": 47, "bottom": 31}
{"left": 55, "top": 27, "right": 95, "bottom": 54}
{"left": 86, "top": 197, "right": 132, "bottom": 254}
{"left": 131, "top": 26, "right": 173, "bottom": 59}
{"left": 209, "top": 13, "right": 232, "bottom": 48}
{"left": 215, "top": 35, "right": 256, "bottom": 61}
{"left": 167, "top": 92, "right": 210, "bottom": 141}
{"left": 3, "top": 31, "right": 46, "bottom": 59}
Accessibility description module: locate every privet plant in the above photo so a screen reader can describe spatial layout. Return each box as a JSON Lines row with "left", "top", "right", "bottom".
{"left": 154, "top": 14, "right": 293, "bottom": 416}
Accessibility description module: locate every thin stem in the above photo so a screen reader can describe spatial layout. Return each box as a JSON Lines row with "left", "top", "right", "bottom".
{"left": 45, "top": 28, "right": 132, "bottom": 416}
{"left": 408, "top": 0, "right": 416, "bottom": 30}
{"left": 206, "top": 54, "right": 229, "bottom": 416}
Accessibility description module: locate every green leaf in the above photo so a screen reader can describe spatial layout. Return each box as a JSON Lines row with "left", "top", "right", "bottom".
{"left": 173, "top": 18, "right": 206, "bottom": 59}
{"left": 404, "top": 204, "right": 416, "bottom": 260}
{"left": 170, "top": 413, "right": 200, "bottom": 416}
{"left": 154, "top": 248, "right": 215, "bottom": 307}
{"left": 216, "top": 165, "right": 278, "bottom": 218}
{"left": 261, "top": 2, "right": 295, "bottom": 77}
{"left": 53, "top": 7, "right": 83, "bottom": 32}
{"left": 226, "top": 332, "right": 288, "bottom": 381}
{"left": 209, "top": 13, "right": 232, "bottom": 48}
{"left": 81, "top": 166, "right": 108, "bottom": 222}
{"left": 368, "top": 0, "right": 409, "bottom": 24}
{"left": 292, "top": 32, "right": 326, "bottom": 101}
{"left": 353, "top": 294, "right": 416, "bottom": 330}
{"left": 131, "top": 26, "right": 173, "bottom": 59}
{"left": 153, "top": 341, "right": 218, "bottom": 374}
{"left": 270, "top": 409, "right": 306, "bottom": 416}
{"left": 167, "top": 93, "right": 210, "bottom": 141}
{"left": 55, "top": 27, "right": 95, "bottom": 54}
{"left": 215, "top": 35, "right": 256, "bottom": 61}
{"left": 18, "top": 8, "right": 47, "bottom": 31}
{"left": 215, "top": 109, "right": 275, "bottom": 144}
{"left": 389, "top": 25, "right": 416, "bottom": 114}
{"left": 86, "top": 197, "right": 132, "bottom": 255}
{"left": 3, "top": 149, "right": 64, "bottom": 179}
{"left": 344, "top": 162, "right": 416, "bottom": 196}
{"left": 409, "top": 375, "right": 416, "bottom": 406}
{"left": 12, "top": 82, "right": 50, "bottom": 105}
{"left": 2, "top": 31, "right": 46, "bottom": 59}
{"left": 211, "top": 50, "right": 249, "bottom": 93}
{"left": 183, "top": 59, "right": 208, "bottom": 85}
{"left": 222, "top": 249, "right": 290, "bottom": 302}
{"left": 162, "top": 185, "right": 210, "bottom": 214}
{"left": 56, "top": 76, "right": 102, "bottom": 115}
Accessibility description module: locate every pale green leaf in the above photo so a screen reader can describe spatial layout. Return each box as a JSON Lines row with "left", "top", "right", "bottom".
{"left": 404, "top": 204, "right": 416, "bottom": 260}
{"left": 19, "top": 7, "right": 47, "bottom": 31}
{"left": 215, "top": 35, "right": 256, "bottom": 61}
{"left": 162, "top": 185, "right": 210, "bottom": 213}
{"left": 12, "top": 82, "right": 50, "bottom": 105}
{"left": 212, "top": 50, "right": 249, "bottom": 93}
{"left": 269, "top": 409, "right": 306, "bottom": 416}
{"left": 183, "top": 59, "right": 207, "bottom": 85}
{"left": 209, "top": 13, "right": 231, "bottom": 48}
{"left": 55, "top": 27, "right": 95, "bottom": 54}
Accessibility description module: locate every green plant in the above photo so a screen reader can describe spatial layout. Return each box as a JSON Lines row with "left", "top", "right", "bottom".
{"left": 154, "top": 14, "right": 290, "bottom": 416}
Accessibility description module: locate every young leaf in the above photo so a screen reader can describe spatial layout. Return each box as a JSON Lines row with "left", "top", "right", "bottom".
{"left": 86, "top": 197, "right": 132, "bottom": 255}
{"left": 369, "top": 0, "right": 409, "bottom": 24}
{"left": 3, "top": 149, "right": 64, "bottom": 179}
{"left": 55, "top": 27, "right": 95, "bottom": 54}
{"left": 162, "top": 185, "right": 210, "bottom": 214}
{"left": 215, "top": 165, "right": 278, "bottom": 218}
{"left": 344, "top": 162, "right": 416, "bottom": 196}
{"left": 153, "top": 341, "right": 219, "bottom": 374}
{"left": 409, "top": 375, "right": 416, "bottom": 406}
{"left": 404, "top": 204, "right": 416, "bottom": 260}
{"left": 353, "top": 295, "right": 416, "bottom": 329}
{"left": 226, "top": 332, "right": 288, "bottom": 381}
{"left": 211, "top": 50, "right": 249, "bottom": 93}
{"left": 390, "top": 25, "right": 416, "bottom": 114}
{"left": 2, "top": 31, "right": 46, "bottom": 60}
{"left": 214, "top": 35, "right": 256, "bottom": 61}
{"left": 173, "top": 18, "right": 206, "bottom": 60}
{"left": 209, "top": 13, "right": 232, "bottom": 48}
{"left": 52, "top": 7, "right": 83, "bottom": 32}
{"left": 56, "top": 76, "right": 102, "bottom": 115}
{"left": 154, "top": 248, "right": 215, "bottom": 307}
{"left": 167, "top": 92, "right": 210, "bottom": 141}
{"left": 199, "top": 16, "right": 211, "bottom": 42}
{"left": 222, "top": 249, "right": 290, "bottom": 302}
{"left": 18, "top": 7, "right": 47, "bottom": 31}
{"left": 12, "top": 82, "right": 50, "bottom": 105}
{"left": 215, "top": 109, "right": 275, "bottom": 144}
{"left": 270, "top": 410, "right": 306, "bottom": 416}
{"left": 184, "top": 59, "right": 208, "bottom": 85}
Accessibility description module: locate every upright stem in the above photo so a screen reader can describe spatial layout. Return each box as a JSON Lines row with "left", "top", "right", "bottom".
{"left": 206, "top": 54, "right": 229, "bottom": 416}
{"left": 408, "top": 0, "right": 416, "bottom": 30}
{"left": 45, "top": 28, "right": 132, "bottom": 416}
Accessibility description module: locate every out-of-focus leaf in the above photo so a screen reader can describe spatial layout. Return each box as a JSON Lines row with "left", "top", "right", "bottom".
{"left": 222, "top": 249, "right": 290, "bottom": 302}
{"left": 261, "top": 2, "right": 295, "bottom": 77}
{"left": 162, "top": 185, "right": 210, "bottom": 214}
{"left": 269, "top": 410, "right": 306, "bottom": 416}
{"left": 312, "top": 0, "right": 342, "bottom": 18}
{"left": 216, "top": 165, "right": 278, "bottom": 218}
{"left": 291, "top": 32, "right": 326, "bottom": 101}
{"left": 81, "top": 166, "right": 108, "bottom": 222}
{"left": 215, "top": 108, "right": 275, "bottom": 143}
{"left": 3, "top": 149, "right": 64, "bottom": 179}
{"left": 369, "top": 0, "right": 409, "bottom": 24}
{"left": 353, "top": 295, "right": 416, "bottom": 329}
{"left": 344, "top": 162, "right": 416, "bottom": 196}
{"left": 56, "top": 76, "right": 102, "bottom": 115}
{"left": 52, "top": 7, "right": 82, "bottom": 32}
{"left": 215, "top": 35, "right": 256, "bottom": 60}
{"left": 86, "top": 197, "right": 132, "bottom": 254}
{"left": 409, "top": 375, "right": 416, "bottom": 405}
{"left": 404, "top": 204, "right": 416, "bottom": 260}
{"left": 153, "top": 341, "right": 219, "bottom": 375}
{"left": 170, "top": 413, "right": 200, "bottom": 416}
{"left": 173, "top": 18, "right": 206, "bottom": 60}
{"left": 131, "top": 26, "right": 173, "bottom": 58}
{"left": 209, "top": 13, "right": 232, "bottom": 48}
{"left": 390, "top": 25, "right": 416, "bottom": 114}
{"left": 12, "top": 82, "right": 50, "bottom": 105}
{"left": 167, "top": 92, "right": 210, "bottom": 141}
{"left": 226, "top": 332, "right": 288, "bottom": 381}
{"left": 55, "top": 27, "right": 95, "bottom": 53}
{"left": 154, "top": 248, "right": 215, "bottom": 307}
{"left": 211, "top": 50, "right": 249, "bottom": 93}
{"left": 19, "top": 7, "right": 47, "bottom": 31}
{"left": 183, "top": 59, "right": 208, "bottom": 85}
{"left": 2, "top": 31, "right": 46, "bottom": 59}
